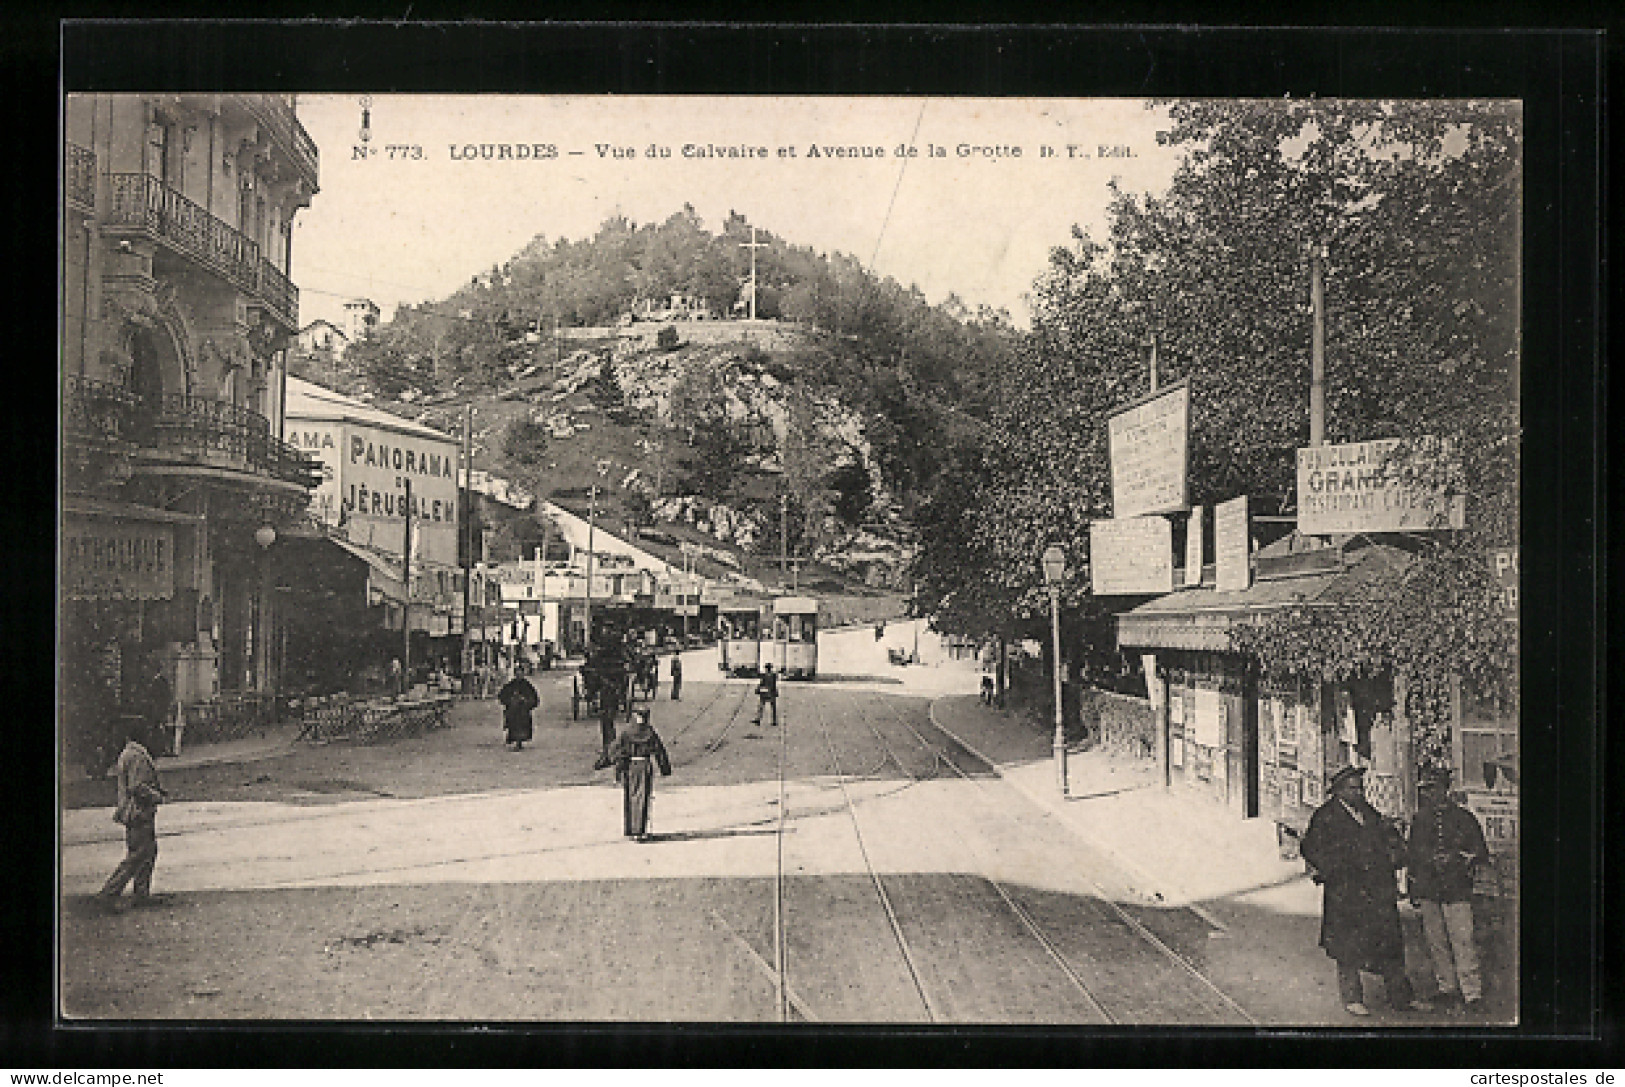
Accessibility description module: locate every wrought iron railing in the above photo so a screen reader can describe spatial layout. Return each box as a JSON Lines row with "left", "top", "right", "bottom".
{"left": 106, "top": 173, "right": 261, "bottom": 293}
{"left": 103, "top": 173, "right": 299, "bottom": 327}
{"left": 257, "top": 257, "right": 298, "bottom": 327}
{"left": 132, "top": 393, "right": 319, "bottom": 487}
{"left": 65, "top": 143, "right": 96, "bottom": 212}
{"left": 63, "top": 375, "right": 137, "bottom": 443}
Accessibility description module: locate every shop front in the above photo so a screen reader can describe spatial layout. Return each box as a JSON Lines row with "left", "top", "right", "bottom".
{"left": 60, "top": 499, "right": 202, "bottom": 771}
{"left": 1119, "top": 537, "right": 1422, "bottom": 842}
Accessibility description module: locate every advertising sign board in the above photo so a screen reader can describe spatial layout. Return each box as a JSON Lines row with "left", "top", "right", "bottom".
{"left": 1089, "top": 517, "right": 1173, "bottom": 596}
{"left": 1214, "top": 495, "right": 1251, "bottom": 593}
{"left": 1184, "top": 504, "right": 1204, "bottom": 587}
{"left": 1463, "top": 789, "right": 1519, "bottom": 854}
{"left": 1296, "top": 438, "right": 1467, "bottom": 535}
{"left": 1106, "top": 382, "right": 1190, "bottom": 519}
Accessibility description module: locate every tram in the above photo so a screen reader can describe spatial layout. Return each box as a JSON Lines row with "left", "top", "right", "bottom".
{"left": 760, "top": 596, "right": 819, "bottom": 679}
{"left": 718, "top": 601, "right": 764, "bottom": 676}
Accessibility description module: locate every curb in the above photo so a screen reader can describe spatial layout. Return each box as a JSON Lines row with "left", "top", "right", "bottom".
{"left": 927, "top": 692, "right": 1232, "bottom": 913}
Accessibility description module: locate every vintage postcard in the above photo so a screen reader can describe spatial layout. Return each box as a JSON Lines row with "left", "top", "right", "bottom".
{"left": 61, "top": 89, "right": 1523, "bottom": 1029}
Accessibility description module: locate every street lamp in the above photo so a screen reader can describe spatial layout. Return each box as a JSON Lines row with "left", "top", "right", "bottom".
{"left": 1041, "top": 544, "right": 1068, "bottom": 796}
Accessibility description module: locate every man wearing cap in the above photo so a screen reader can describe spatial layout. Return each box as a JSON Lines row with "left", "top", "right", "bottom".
{"left": 1301, "top": 764, "right": 1430, "bottom": 1017}
{"left": 1407, "top": 770, "right": 1491, "bottom": 1013}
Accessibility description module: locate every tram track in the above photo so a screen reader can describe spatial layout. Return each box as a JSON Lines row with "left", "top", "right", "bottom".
{"left": 870, "top": 691, "right": 1258, "bottom": 1026}
{"left": 746, "top": 684, "right": 1252, "bottom": 1024}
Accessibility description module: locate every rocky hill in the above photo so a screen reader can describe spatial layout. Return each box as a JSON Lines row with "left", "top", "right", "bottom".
{"left": 294, "top": 207, "right": 1018, "bottom": 591}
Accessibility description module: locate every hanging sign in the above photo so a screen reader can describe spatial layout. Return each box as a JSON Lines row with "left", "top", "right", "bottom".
{"left": 1214, "top": 495, "right": 1252, "bottom": 593}
{"left": 1090, "top": 517, "right": 1173, "bottom": 596}
{"left": 1296, "top": 438, "right": 1467, "bottom": 535}
{"left": 1184, "top": 504, "right": 1204, "bottom": 587}
{"left": 1106, "top": 382, "right": 1190, "bottom": 519}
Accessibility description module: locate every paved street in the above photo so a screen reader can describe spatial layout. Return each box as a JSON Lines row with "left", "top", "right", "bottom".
{"left": 61, "top": 623, "right": 1483, "bottom": 1025}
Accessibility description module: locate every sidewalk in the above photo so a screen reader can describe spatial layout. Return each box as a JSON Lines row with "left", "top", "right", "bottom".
{"left": 928, "top": 692, "right": 1518, "bottom": 1026}
{"left": 155, "top": 721, "right": 304, "bottom": 772}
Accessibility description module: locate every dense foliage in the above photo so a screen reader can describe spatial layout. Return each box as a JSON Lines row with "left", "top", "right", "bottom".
{"left": 913, "top": 100, "right": 1521, "bottom": 723}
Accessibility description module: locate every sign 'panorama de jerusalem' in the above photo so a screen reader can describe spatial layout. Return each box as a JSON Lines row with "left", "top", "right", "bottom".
{"left": 1090, "top": 516, "right": 1174, "bottom": 596}
{"left": 1296, "top": 438, "right": 1467, "bottom": 535}
{"left": 1106, "top": 383, "right": 1190, "bottom": 519}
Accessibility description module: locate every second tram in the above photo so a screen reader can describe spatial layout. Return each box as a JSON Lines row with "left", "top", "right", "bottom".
{"left": 761, "top": 595, "right": 819, "bottom": 679}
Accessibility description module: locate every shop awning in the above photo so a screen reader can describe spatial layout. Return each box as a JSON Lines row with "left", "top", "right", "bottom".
{"left": 1116, "top": 538, "right": 1415, "bottom": 652}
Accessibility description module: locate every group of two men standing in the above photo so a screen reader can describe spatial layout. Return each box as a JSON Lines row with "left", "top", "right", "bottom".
{"left": 1300, "top": 763, "right": 1492, "bottom": 1018}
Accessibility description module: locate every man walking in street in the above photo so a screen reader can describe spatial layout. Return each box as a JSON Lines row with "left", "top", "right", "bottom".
{"left": 752, "top": 663, "right": 779, "bottom": 727}
{"left": 1407, "top": 770, "right": 1491, "bottom": 1014}
{"left": 1300, "top": 765, "right": 1431, "bottom": 1017}
{"left": 669, "top": 653, "right": 682, "bottom": 701}
{"left": 97, "top": 716, "right": 168, "bottom": 909}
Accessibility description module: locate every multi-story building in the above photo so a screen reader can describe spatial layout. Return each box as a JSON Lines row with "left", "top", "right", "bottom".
{"left": 61, "top": 94, "right": 321, "bottom": 762}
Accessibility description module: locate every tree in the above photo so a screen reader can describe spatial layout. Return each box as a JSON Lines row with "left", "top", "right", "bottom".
{"left": 913, "top": 100, "right": 1521, "bottom": 741}
{"left": 504, "top": 419, "right": 549, "bottom": 467}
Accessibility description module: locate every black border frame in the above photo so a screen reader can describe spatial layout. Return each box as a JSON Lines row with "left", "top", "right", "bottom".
{"left": 17, "top": 17, "right": 1606, "bottom": 1069}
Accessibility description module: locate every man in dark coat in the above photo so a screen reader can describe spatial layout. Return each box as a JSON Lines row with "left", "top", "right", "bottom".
{"left": 1300, "top": 764, "right": 1429, "bottom": 1017}
{"left": 669, "top": 653, "right": 682, "bottom": 700}
{"left": 589, "top": 639, "right": 628, "bottom": 770}
{"left": 1407, "top": 770, "right": 1491, "bottom": 1012}
{"left": 752, "top": 663, "right": 779, "bottom": 727}
{"left": 496, "top": 661, "right": 539, "bottom": 751}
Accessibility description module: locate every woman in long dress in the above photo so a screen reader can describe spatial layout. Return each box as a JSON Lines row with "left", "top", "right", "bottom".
{"left": 606, "top": 708, "right": 671, "bottom": 841}
{"left": 497, "top": 661, "right": 539, "bottom": 751}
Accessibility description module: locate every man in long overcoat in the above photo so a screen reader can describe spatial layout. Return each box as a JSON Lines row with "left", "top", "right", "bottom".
{"left": 1300, "top": 764, "right": 1428, "bottom": 1017}
{"left": 496, "top": 661, "right": 539, "bottom": 751}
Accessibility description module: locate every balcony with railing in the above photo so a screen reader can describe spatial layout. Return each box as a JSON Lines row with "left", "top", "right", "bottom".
{"left": 237, "top": 94, "right": 320, "bottom": 187}
{"left": 102, "top": 174, "right": 300, "bottom": 328}
{"left": 65, "top": 144, "right": 96, "bottom": 214}
{"left": 63, "top": 379, "right": 320, "bottom": 491}
{"left": 258, "top": 257, "right": 298, "bottom": 327}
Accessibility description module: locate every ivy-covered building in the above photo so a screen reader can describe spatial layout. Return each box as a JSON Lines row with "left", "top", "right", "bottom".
{"left": 1117, "top": 532, "right": 1518, "bottom": 899}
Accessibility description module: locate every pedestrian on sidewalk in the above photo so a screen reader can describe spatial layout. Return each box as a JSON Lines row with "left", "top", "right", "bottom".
{"left": 497, "top": 661, "right": 539, "bottom": 751}
{"left": 606, "top": 708, "right": 672, "bottom": 842}
{"left": 752, "top": 663, "right": 779, "bottom": 727}
{"left": 1300, "top": 765, "right": 1431, "bottom": 1017}
{"left": 1407, "top": 770, "right": 1491, "bottom": 1014}
{"left": 97, "top": 717, "right": 168, "bottom": 909}
{"left": 669, "top": 654, "right": 682, "bottom": 701}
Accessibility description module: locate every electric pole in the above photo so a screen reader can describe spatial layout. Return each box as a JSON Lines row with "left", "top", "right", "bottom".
{"left": 1310, "top": 241, "right": 1327, "bottom": 447}
{"left": 402, "top": 477, "right": 413, "bottom": 689}
{"left": 460, "top": 403, "right": 473, "bottom": 679}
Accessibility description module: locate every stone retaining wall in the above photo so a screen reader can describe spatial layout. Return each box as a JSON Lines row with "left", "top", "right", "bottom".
{"left": 1084, "top": 688, "right": 1157, "bottom": 760}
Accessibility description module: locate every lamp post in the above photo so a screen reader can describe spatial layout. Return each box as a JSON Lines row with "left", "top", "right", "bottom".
{"left": 1042, "top": 544, "right": 1068, "bottom": 796}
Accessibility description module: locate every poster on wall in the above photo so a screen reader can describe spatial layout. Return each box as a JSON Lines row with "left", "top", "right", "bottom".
{"left": 1335, "top": 688, "right": 1359, "bottom": 746}
{"left": 1192, "top": 687, "right": 1225, "bottom": 749}
{"left": 1171, "top": 735, "right": 1184, "bottom": 768}
{"left": 1258, "top": 697, "right": 1277, "bottom": 765}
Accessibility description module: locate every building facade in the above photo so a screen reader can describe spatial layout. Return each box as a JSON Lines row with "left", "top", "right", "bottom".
{"left": 61, "top": 94, "right": 321, "bottom": 763}
{"left": 281, "top": 378, "right": 467, "bottom": 686}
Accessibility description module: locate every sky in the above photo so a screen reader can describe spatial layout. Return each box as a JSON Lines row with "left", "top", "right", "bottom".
{"left": 290, "top": 96, "right": 1184, "bottom": 330}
